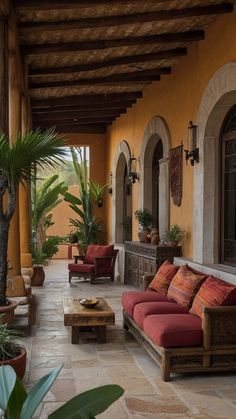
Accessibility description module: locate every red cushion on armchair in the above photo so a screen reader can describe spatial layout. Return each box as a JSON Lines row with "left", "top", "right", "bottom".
{"left": 68, "top": 263, "right": 94, "bottom": 273}
{"left": 84, "top": 244, "right": 114, "bottom": 266}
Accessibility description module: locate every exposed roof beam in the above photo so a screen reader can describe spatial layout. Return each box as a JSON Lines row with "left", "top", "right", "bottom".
{"left": 33, "top": 117, "right": 115, "bottom": 124}
{"left": 30, "top": 75, "right": 161, "bottom": 89}
{"left": 31, "top": 92, "right": 143, "bottom": 108}
{"left": 23, "top": 30, "right": 204, "bottom": 55}
{"left": 34, "top": 109, "right": 127, "bottom": 121}
{"left": 15, "top": 0, "right": 163, "bottom": 10}
{"left": 19, "top": 3, "right": 234, "bottom": 32}
{"left": 32, "top": 100, "right": 137, "bottom": 113}
{"left": 29, "top": 48, "right": 186, "bottom": 77}
{"left": 33, "top": 122, "right": 107, "bottom": 134}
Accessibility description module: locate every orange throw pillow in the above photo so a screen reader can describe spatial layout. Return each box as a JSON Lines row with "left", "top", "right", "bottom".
{"left": 167, "top": 265, "right": 206, "bottom": 308}
{"left": 149, "top": 260, "right": 179, "bottom": 295}
{"left": 190, "top": 276, "right": 236, "bottom": 319}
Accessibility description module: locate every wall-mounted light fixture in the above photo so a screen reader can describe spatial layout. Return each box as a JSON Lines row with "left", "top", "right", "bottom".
{"left": 129, "top": 156, "right": 139, "bottom": 183}
{"left": 184, "top": 121, "right": 199, "bottom": 166}
{"left": 108, "top": 171, "right": 113, "bottom": 194}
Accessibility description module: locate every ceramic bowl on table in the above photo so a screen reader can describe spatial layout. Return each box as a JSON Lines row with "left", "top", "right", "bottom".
{"left": 80, "top": 298, "right": 100, "bottom": 308}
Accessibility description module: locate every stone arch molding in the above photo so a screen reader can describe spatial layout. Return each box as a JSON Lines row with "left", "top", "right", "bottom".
{"left": 112, "top": 140, "right": 131, "bottom": 243}
{"left": 139, "top": 116, "right": 171, "bottom": 238}
{"left": 193, "top": 62, "right": 236, "bottom": 264}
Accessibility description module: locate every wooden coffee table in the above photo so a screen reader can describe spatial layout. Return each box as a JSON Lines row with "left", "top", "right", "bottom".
{"left": 63, "top": 297, "right": 115, "bottom": 344}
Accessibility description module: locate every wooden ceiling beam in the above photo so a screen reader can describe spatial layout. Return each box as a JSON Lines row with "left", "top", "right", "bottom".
{"left": 32, "top": 100, "right": 136, "bottom": 113}
{"left": 19, "top": 3, "right": 234, "bottom": 32}
{"left": 33, "top": 122, "right": 107, "bottom": 134}
{"left": 15, "top": 0, "right": 162, "bottom": 10}
{"left": 23, "top": 30, "right": 204, "bottom": 55}
{"left": 34, "top": 109, "right": 127, "bottom": 121}
{"left": 29, "top": 48, "right": 186, "bottom": 77}
{"left": 31, "top": 92, "right": 143, "bottom": 108}
{"left": 30, "top": 75, "right": 160, "bottom": 89}
{"left": 33, "top": 117, "right": 115, "bottom": 125}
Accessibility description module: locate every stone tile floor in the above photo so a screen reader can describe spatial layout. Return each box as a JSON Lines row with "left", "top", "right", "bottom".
{"left": 22, "top": 260, "right": 236, "bottom": 418}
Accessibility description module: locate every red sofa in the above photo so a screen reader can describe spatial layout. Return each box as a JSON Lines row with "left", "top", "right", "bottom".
{"left": 122, "top": 264, "right": 236, "bottom": 381}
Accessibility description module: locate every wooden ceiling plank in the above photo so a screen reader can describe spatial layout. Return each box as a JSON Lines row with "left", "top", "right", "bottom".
{"left": 15, "top": 0, "right": 163, "bottom": 10}
{"left": 29, "top": 48, "right": 186, "bottom": 77}
{"left": 34, "top": 108, "right": 127, "bottom": 120}
{"left": 33, "top": 118, "right": 115, "bottom": 124}
{"left": 23, "top": 30, "right": 204, "bottom": 55}
{"left": 32, "top": 100, "right": 136, "bottom": 113}
{"left": 33, "top": 122, "right": 107, "bottom": 134}
{"left": 19, "top": 3, "right": 234, "bottom": 31}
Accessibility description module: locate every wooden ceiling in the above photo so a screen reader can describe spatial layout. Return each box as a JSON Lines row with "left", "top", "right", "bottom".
{"left": 14, "top": 0, "right": 235, "bottom": 134}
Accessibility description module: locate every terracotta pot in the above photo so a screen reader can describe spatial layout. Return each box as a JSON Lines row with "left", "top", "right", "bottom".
{"left": 166, "top": 240, "right": 179, "bottom": 247}
{"left": 151, "top": 228, "right": 160, "bottom": 245}
{"left": 0, "top": 300, "right": 17, "bottom": 324}
{"left": 0, "top": 348, "right": 27, "bottom": 380}
{"left": 138, "top": 229, "right": 150, "bottom": 243}
{"left": 31, "top": 265, "right": 45, "bottom": 286}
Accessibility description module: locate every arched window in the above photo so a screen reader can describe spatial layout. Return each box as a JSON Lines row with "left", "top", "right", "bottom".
{"left": 221, "top": 105, "right": 236, "bottom": 265}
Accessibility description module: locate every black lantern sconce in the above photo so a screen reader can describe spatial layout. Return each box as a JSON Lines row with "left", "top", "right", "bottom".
{"left": 108, "top": 171, "right": 113, "bottom": 195}
{"left": 184, "top": 121, "right": 199, "bottom": 166}
{"left": 129, "top": 156, "right": 139, "bottom": 184}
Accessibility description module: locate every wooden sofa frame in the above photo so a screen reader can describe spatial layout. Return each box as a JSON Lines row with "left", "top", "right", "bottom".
{"left": 123, "top": 275, "right": 236, "bottom": 381}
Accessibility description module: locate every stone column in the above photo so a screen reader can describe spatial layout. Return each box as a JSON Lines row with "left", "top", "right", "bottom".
{"left": 19, "top": 91, "right": 33, "bottom": 272}
{"left": 7, "top": 14, "right": 22, "bottom": 279}
{"left": 158, "top": 157, "right": 169, "bottom": 239}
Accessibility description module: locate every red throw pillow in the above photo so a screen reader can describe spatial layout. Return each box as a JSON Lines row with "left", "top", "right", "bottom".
{"left": 167, "top": 265, "right": 206, "bottom": 308}
{"left": 84, "top": 244, "right": 114, "bottom": 266}
{"left": 190, "top": 275, "right": 236, "bottom": 319}
{"left": 148, "top": 261, "right": 179, "bottom": 295}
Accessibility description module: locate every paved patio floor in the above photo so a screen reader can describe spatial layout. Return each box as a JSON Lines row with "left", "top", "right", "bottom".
{"left": 24, "top": 260, "right": 236, "bottom": 418}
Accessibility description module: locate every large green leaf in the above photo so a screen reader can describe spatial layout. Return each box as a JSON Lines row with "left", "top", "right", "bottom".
{"left": 7, "top": 376, "right": 27, "bottom": 419}
{"left": 48, "top": 384, "right": 124, "bottom": 419}
{"left": 64, "top": 192, "right": 82, "bottom": 206}
{"left": 0, "top": 366, "right": 16, "bottom": 411}
{"left": 20, "top": 364, "right": 63, "bottom": 419}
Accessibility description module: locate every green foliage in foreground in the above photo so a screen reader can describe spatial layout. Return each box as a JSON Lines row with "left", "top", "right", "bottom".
{"left": 0, "top": 364, "right": 124, "bottom": 419}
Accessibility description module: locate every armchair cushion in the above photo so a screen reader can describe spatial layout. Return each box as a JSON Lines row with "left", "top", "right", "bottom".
{"left": 68, "top": 263, "right": 94, "bottom": 273}
{"left": 148, "top": 260, "right": 179, "bottom": 295}
{"left": 84, "top": 244, "right": 114, "bottom": 266}
{"left": 190, "top": 275, "right": 236, "bottom": 319}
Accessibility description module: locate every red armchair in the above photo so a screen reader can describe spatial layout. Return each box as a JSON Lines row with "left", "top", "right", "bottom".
{"left": 68, "top": 244, "right": 119, "bottom": 284}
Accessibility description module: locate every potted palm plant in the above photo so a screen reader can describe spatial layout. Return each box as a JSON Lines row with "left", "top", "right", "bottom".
{"left": 163, "top": 224, "right": 185, "bottom": 246}
{"left": 134, "top": 208, "right": 152, "bottom": 243}
{"left": 0, "top": 129, "right": 67, "bottom": 315}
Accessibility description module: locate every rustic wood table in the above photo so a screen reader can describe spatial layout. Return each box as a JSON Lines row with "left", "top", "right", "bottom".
{"left": 63, "top": 297, "right": 115, "bottom": 344}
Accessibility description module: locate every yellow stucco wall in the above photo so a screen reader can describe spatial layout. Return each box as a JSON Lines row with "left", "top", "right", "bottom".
{"left": 105, "top": 10, "right": 236, "bottom": 257}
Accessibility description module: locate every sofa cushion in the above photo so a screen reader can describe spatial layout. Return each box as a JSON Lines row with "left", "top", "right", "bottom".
{"left": 190, "top": 275, "right": 236, "bottom": 319}
{"left": 143, "top": 314, "right": 203, "bottom": 348}
{"left": 122, "top": 291, "right": 169, "bottom": 317}
{"left": 84, "top": 244, "right": 114, "bottom": 265}
{"left": 133, "top": 302, "right": 189, "bottom": 329}
{"left": 167, "top": 265, "right": 206, "bottom": 308}
{"left": 148, "top": 260, "right": 179, "bottom": 295}
{"left": 68, "top": 263, "right": 94, "bottom": 273}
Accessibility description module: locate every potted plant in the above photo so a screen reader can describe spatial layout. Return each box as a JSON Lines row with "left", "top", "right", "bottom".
{"left": 0, "top": 364, "right": 124, "bottom": 418}
{"left": 163, "top": 224, "right": 185, "bottom": 246}
{"left": 134, "top": 208, "right": 152, "bottom": 243}
{"left": 0, "top": 129, "right": 67, "bottom": 314}
{"left": 0, "top": 315, "right": 26, "bottom": 379}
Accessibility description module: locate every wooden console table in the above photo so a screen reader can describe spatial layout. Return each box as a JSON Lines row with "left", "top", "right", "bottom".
{"left": 124, "top": 241, "right": 182, "bottom": 289}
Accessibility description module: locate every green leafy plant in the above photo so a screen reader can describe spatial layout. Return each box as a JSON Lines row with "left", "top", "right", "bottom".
{"left": 0, "top": 128, "right": 67, "bottom": 306}
{"left": 0, "top": 316, "right": 22, "bottom": 361}
{"left": 32, "top": 249, "right": 47, "bottom": 265}
{"left": 0, "top": 364, "right": 124, "bottom": 419}
{"left": 134, "top": 209, "right": 152, "bottom": 229}
{"left": 42, "top": 236, "right": 61, "bottom": 259}
{"left": 163, "top": 224, "right": 185, "bottom": 245}
{"left": 88, "top": 180, "right": 108, "bottom": 207}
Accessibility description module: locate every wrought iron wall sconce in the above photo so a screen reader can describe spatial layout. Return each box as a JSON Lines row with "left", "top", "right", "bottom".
{"left": 184, "top": 121, "right": 199, "bottom": 166}
{"left": 108, "top": 171, "right": 113, "bottom": 194}
{"left": 129, "top": 156, "right": 139, "bottom": 183}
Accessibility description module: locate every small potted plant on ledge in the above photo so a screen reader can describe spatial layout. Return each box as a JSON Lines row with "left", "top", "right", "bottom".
{"left": 0, "top": 315, "right": 27, "bottom": 379}
{"left": 163, "top": 224, "right": 185, "bottom": 246}
{"left": 134, "top": 208, "right": 152, "bottom": 243}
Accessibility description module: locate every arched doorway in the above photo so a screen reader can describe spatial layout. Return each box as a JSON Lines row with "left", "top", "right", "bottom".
{"left": 194, "top": 62, "right": 236, "bottom": 264}
{"left": 220, "top": 105, "right": 236, "bottom": 266}
{"left": 112, "top": 141, "right": 132, "bottom": 243}
{"left": 140, "top": 116, "right": 170, "bottom": 238}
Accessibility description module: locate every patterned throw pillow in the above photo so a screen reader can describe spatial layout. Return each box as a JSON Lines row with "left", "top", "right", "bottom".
{"left": 148, "top": 260, "right": 179, "bottom": 295}
{"left": 167, "top": 265, "right": 206, "bottom": 308}
{"left": 190, "top": 275, "right": 236, "bottom": 319}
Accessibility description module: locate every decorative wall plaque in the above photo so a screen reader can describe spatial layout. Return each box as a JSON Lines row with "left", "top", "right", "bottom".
{"left": 169, "top": 145, "right": 183, "bottom": 206}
